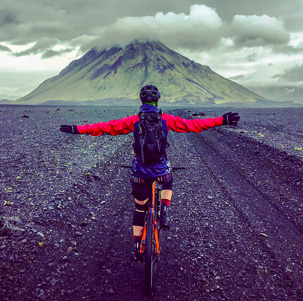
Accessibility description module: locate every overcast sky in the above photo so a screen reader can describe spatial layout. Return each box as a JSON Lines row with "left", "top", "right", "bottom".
{"left": 1, "top": 0, "right": 303, "bottom": 100}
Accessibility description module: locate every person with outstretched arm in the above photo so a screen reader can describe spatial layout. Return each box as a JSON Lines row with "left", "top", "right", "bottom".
{"left": 60, "top": 84, "right": 240, "bottom": 261}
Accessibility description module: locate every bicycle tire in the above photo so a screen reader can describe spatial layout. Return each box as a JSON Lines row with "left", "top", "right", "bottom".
{"left": 145, "top": 212, "right": 153, "bottom": 295}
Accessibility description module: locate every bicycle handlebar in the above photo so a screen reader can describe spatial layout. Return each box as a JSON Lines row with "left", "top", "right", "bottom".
{"left": 121, "top": 165, "right": 186, "bottom": 171}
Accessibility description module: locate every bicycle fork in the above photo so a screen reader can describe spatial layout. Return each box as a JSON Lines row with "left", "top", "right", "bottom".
{"left": 140, "top": 218, "right": 160, "bottom": 256}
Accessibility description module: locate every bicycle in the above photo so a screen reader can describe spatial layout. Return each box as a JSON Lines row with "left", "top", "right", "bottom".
{"left": 122, "top": 165, "right": 184, "bottom": 295}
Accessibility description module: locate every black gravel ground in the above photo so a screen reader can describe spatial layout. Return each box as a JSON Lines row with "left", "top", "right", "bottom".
{"left": 0, "top": 105, "right": 303, "bottom": 300}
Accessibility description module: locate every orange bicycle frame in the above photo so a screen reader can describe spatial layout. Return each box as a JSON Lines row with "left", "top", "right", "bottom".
{"left": 140, "top": 181, "right": 160, "bottom": 255}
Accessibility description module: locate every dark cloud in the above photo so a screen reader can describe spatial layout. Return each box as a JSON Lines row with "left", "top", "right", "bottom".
{"left": 1, "top": 0, "right": 199, "bottom": 45}
{"left": 0, "top": 10, "right": 18, "bottom": 27}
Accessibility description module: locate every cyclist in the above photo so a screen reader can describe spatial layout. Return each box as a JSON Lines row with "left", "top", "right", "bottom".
{"left": 60, "top": 84, "right": 240, "bottom": 261}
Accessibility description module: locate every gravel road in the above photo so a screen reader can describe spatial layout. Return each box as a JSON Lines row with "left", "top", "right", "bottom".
{"left": 0, "top": 105, "right": 303, "bottom": 300}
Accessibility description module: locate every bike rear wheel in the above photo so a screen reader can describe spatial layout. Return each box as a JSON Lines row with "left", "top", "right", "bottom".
{"left": 145, "top": 212, "right": 153, "bottom": 295}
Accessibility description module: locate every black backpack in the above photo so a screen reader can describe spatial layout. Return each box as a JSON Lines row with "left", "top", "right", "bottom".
{"left": 133, "top": 110, "right": 168, "bottom": 164}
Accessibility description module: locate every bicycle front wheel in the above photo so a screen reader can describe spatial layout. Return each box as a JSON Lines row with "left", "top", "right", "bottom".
{"left": 145, "top": 212, "right": 153, "bottom": 295}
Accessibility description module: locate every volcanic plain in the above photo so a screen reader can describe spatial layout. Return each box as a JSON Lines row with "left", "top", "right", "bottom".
{"left": 0, "top": 105, "right": 303, "bottom": 300}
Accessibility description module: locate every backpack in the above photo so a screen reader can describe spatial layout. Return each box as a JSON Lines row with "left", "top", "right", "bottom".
{"left": 133, "top": 110, "right": 168, "bottom": 164}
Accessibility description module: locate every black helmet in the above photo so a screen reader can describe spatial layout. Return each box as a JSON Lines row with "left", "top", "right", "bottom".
{"left": 139, "top": 85, "right": 161, "bottom": 103}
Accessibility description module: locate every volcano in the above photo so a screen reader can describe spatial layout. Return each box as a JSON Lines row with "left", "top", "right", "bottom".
{"left": 17, "top": 40, "right": 266, "bottom": 105}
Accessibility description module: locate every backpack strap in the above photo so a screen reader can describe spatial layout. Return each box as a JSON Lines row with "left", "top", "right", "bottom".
{"left": 137, "top": 112, "right": 145, "bottom": 163}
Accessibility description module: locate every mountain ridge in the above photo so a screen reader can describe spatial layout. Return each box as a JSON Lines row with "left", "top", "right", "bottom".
{"left": 17, "top": 40, "right": 267, "bottom": 105}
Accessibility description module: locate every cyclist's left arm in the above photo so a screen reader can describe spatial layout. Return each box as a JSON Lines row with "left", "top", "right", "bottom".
{"left": 162, "top": 113, "right": 223, "bottom": 133}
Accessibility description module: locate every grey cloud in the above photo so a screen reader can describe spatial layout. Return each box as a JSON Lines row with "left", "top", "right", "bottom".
{"left": 42, "top": 48, "right": 73, "bottom": 59}
{"left": 12, "top": 36, "right": 73, "bottom": 58}
{"left": 81, "top": 5, "right": 224, "bottom": 52}
{"left": 229, "top": 15, "right": 290, "bottom": 47}
{"left": 13, "top": 38, "right": 58, "bottom": 56}
{"left": 272, "top": 44, "right": 303, "bottom": 55}
{"left": 200, "top": 0, "right": 302, "bottom": 31}
{"left": 0, "top": 0, "right": 301, "bottom": 60}
{"left": 0, "top": 6, "right": 74, "bottom": 44}
{"left": 0, "top": 69, "right": 58, "bottom": 99}
{"left": 229, "top": 74, "right": 247, "bottom": 81}
{"left": 246, "top": 54, "right": 256, "bottom": 62}
{"left": 82, "top": 8, "right": 293, "bottom": 55}
{"left": 42, "top": 50, "right": 59, "bottom": 58}
{"left": 279, "top": 64, "right": 303, "bottom": 83}
{"left": 0, "top": 44, "right": 12, "bottom": 52}
{"left": 0, "top": 0, "right": 196, "bottom": 45}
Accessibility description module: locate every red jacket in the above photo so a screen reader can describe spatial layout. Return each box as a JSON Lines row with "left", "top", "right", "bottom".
{"left": 77, "top": 106, "right": 223, "bottom": 178}
{"left": 77, "top": 113, "right": 223, "bottom": 136}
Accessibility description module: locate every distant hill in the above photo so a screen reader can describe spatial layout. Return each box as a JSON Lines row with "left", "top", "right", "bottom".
{"left": 250, "top": 86, "right": 303, "bottom": 105}
{"left": 0, "top": 99, "right": 14, "bottom": 104}
{"left": 17, "top": 40, "right": 266, "bottom": 105}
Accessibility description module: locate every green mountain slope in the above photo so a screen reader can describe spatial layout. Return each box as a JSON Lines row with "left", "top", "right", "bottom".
{"left": 17, "top": 40, "right": 266, "bottom": 105}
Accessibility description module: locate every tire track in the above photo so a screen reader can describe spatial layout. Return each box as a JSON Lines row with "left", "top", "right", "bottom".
{"left": 184, "top": 129, "right": 303, "bottom": 297}
{"left": 156, "top": 128, "right": 303, "bottom": 300}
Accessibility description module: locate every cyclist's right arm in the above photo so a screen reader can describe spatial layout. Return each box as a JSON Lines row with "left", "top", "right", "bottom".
{"left": 60, "top": 115, "right": 139, "bottom": 136}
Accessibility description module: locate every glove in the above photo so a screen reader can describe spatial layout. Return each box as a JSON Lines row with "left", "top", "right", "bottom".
{"left": 60, "top": 125, "right": 80, "bottom": 134}
{"left": 222, "top": 112, "right": 240, "bottom": 126}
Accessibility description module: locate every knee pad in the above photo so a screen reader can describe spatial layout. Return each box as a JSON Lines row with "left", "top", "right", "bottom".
{"left": 135, "top": 201, "right": 149, "bottom": 211}
{"left": 133, "top": 202, "right": 148, "bottom": 227}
